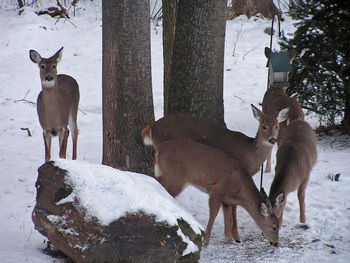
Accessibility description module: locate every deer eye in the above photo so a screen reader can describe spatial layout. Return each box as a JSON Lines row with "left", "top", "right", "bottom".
{"left": 262, "top": 125, "right": 267, "bottom": 130}
{"left": 275, "top": 125, "right": 279, "bottom": 129}
{"left": 52, "top": 65, "right": 56, "bottom": 69}
{"left": 40, "top": 65, "right": 45, "bottom": 69}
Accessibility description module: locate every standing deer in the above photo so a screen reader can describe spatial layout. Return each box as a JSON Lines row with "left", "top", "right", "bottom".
{"left": 262, "top": 47, "right": 304, "bottom": 172}
{"left": 268, "top": 120, "right": 317, "bottom": 228}
{"left": 155, "top": 139, "right": 279, "bottom": 246}
{"left": 142, "top": 105, "right": 288, "bottom": 242}
{"left": 30, "top": 47, "right": 80, "bottom": 162}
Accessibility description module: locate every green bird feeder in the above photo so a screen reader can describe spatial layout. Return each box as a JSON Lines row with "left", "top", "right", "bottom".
{"left": 266, "top": 50, "right": 292, "bottom": 88}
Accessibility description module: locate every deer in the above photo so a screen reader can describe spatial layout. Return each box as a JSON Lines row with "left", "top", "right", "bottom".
{"left": 29, "top": 47, "right": 80, "bottom": 162}
{"left": 262, "top": 47, "right": 305, "bottom": 173}
{"left": 154, "top": 139, "right": 279, "bottom": 246}
{"left": 268, "top": 120, "right": 317, "bottom": 229}
{"left": 141, "top": 104, "right": 288, "bottom": 242}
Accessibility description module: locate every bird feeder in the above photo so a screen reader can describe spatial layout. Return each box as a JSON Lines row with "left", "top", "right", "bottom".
{"left": 267, "top": 51, "right": 292, "bottom": 88}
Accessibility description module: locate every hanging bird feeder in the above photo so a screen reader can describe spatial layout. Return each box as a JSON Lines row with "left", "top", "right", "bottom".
{"left": 266, "top": 50, "right": 292, "bottom": 88}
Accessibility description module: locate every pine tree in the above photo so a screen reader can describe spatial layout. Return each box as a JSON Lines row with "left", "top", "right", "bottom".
{"left": 280, "top": 0, "right": 350, "bottom": 129}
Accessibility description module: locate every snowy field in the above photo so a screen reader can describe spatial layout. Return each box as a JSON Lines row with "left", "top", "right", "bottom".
{"left": 0, "top": 1, "right": 349, "bottom": 262}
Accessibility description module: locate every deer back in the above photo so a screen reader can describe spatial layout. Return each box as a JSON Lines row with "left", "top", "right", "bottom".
{"left": 155, "top": 139, "right": 279, "bottom": 244}
{"left": 143, "top": 106, "right": 288, "bottom": 176}
{"left": 270, "top": 120, "right": 317, "bottom": 201}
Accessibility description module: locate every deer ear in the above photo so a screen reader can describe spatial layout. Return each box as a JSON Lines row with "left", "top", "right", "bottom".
{"left": 260, "top": 202, "right": 270, "bottom": 217}
{"left": 277, "top": 107, "right": 289, "bottom": 123}
{"left": 275, "top": 192, "right": 285, "bottom": 206}
{"left": 251, "top": 104, "right": 263, "bottom": 121}
{"left": 265, "top": 47, "right": 272, "bottom": 59}
{"left": 29, "top": 50, "right": 41, "bottom": 64}
{"left": 52, "top": 47, "right": 64, "bottom": 63}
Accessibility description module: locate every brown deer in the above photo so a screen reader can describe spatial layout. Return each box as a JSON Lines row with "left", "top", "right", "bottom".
{"left": 154, "top": 139, "right": 279, "bottom": 246}
{"left": 262, "top": 47, "right": 304, "bottom": 172}
{"left": 142, "top": 105, "right": 288, "bottom": 242}
{"left": 30, "top": 47, "right": 80, "bottom": 162}
{"left": 142, "top": 105, "right": 288, "bottom": 176}
{"left": 268, "top": 120, "right": 317, "bottom": 228}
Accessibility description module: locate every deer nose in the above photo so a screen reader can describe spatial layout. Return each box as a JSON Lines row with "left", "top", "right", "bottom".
{"left": 269, "top": 138, "right": 277, "bottom": 145}
{"left": 270, "top": 242, "right": 279, "bottom": 247}
{"left": 45, "top": 75, "right": 53, "bottom": 81}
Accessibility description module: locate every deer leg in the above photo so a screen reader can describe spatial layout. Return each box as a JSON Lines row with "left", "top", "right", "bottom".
{"left": 205, "top": 186, "right": 223, "bottom": 246}
{"left": 265, "top": 150, "right": 272, "bottom": 173}
{"left": 69, "top": 117, "right": 78, "bottom": 160}
{"left": 58, "top": 128, "right": 69, "bottom": 159}
{"left": 231, "top": 204, "right": 240, "bottom": 242}
{"left": 43, "top": 131, "right": 52, "bottom": 162}
{"left": 298, "top": 179, "right": 308, "bottom": 224}
{"left": 222, "top": 203, "right": 233, "bottom": 243}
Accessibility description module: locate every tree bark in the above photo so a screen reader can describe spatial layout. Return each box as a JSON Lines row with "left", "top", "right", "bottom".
{"left": 162, "top": 0, "right": 178, "bottom": 116}
{"left": 342, "top": 52, "right": 350, "bottom": 131}
{"left": 165, "top": 0, "right": 227, "bottom": 127}
{"left": 102, "top": 0, "right": 155, "bottom": 175}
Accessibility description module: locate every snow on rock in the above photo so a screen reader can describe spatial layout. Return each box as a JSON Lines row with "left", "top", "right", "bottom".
{"left": 54, "top": 159, "right": 203, "bottom": 234}
{"left": 32, "top": 160, "right": 204, "bottom": 262}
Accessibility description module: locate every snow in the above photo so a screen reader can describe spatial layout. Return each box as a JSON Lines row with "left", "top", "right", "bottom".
{"left": 0, "top": 1, "right": 350, "bottom": 262}
{"left": 52, "top": 159, "right": 203, "bottom": 255}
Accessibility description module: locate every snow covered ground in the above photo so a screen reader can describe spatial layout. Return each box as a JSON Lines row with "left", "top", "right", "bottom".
{"left": 0, "top": 1, "right": 349, "bottom": 262}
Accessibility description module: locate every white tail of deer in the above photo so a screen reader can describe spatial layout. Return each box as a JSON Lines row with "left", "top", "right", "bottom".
{"left": 155, "top": 139, "right": 279, "bottom": 246}
{"left": 268, "top": 120, "right": 317, "bottom": 228}
{"left": 142, "top": 105, "right": 288, "bottom": 242}
{"left": 30, "top": 47, "right": 80, "bottom": 162}
{"left": 262, "top": 47, "right": 304, "bottom": 172}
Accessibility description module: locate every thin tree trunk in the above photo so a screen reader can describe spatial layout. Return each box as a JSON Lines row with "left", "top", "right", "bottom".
{"left": 102, "top": 0, "right": 155, "bottom": 175}
{"left": 166, "top": 0, "right": 227, "bottom": 127}
{"left": 162, "top": 0, "right": 178, "bottom": 116}
{"left": 17, "top": 0, "right": 24, "bottom": 8}
{"left": 342, "top": 52, "right": 350, "bottom": 131}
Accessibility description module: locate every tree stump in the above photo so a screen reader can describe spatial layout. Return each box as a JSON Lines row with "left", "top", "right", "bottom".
{"left": 32, "top": 160, "right": 204, "bottom": 263}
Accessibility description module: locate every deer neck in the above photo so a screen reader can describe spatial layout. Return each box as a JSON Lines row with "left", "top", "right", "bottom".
{"left": 268, "top": 163, "right": 293, "bottom": 204}
{"left": 39, "top": 83, "right": 62, "bottom": 107}
{"left": 251, "top": 134, "right": 273, "bottom": 173}
{"left": 237, "top": 177, "right": 266, "bottom": 224}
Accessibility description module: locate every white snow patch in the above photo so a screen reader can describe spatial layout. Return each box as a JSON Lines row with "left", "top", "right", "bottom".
{"left": 53, "top": 159, "right": 203, "bottom": 255}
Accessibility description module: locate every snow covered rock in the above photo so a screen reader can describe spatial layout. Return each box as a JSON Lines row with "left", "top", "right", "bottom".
{"left": 32, "top": 160, "right": 204, "bottom": 263}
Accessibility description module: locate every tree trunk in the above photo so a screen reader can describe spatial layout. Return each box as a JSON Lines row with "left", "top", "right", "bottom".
{"left": 342, "top": 52, "right": 350, "bottom": 131}
{"left": 162, "top": 0, "right": 178, "bottom": 116}
{"left": 102, "top": 0, "right": 155, "bottom": 175}
{"left": 227, "top": 0, "right": 281, "bottom": 20}
{"left": 165, "top": 0, "right": 227, "bottom": 127}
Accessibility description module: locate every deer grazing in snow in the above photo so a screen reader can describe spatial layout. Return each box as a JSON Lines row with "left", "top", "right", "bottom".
{"left": 142, "top": 105, "right": 288, "bottom": 242}
{"left": 268, "top": 120, "right": 317, "bottom": 228}
{"left": 155, "top": 139, "right": 279, "bottom": 246}
{"left": 262, "top": 47, "right": 304, "bottom": 172}
{"left": 30, "top": 47, "right": 80, "bottom": 162}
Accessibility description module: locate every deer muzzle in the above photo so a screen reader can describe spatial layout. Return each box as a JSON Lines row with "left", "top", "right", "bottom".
{"left": 269, "top": 138, "right": 277, "bottom": 145}
{"left": 45, "top": 74, "right": 54, "bottom": 81}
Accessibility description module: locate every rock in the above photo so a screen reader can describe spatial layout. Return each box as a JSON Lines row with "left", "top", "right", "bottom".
{"left": 32, "top": 160, "right": 204, "bottom": 263}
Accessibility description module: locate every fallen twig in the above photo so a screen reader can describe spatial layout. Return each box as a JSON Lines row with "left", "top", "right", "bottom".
{"left": 21, "top": 128, "right": 32, "bottom": 137}
{"left": 14, "top": 90, "right": 36, "bottom": 105}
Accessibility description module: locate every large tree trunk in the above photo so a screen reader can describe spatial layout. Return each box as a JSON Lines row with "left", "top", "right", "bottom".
{"left": 102, "top": 0, "right": 155, "bottom": 175}
{"left": 162, "top": 0, "right": 178, "bottom": 117}
{"left": 164, "top": 0, "right": 227, "bottom": 127}
{"left": 227, "top": 0, "right": 281, "bottom": 20}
